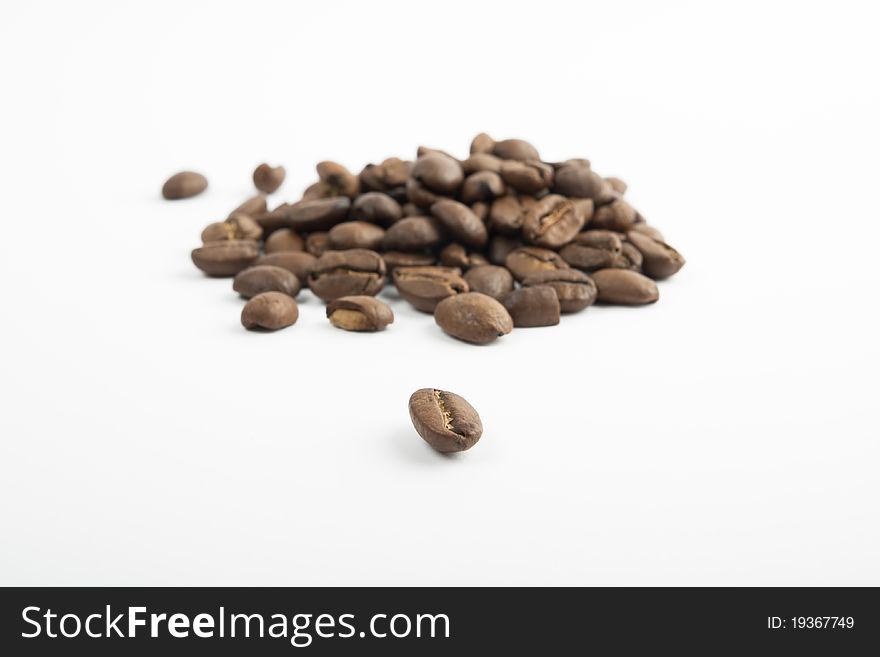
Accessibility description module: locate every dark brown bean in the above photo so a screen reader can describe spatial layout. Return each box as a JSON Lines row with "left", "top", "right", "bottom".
{"left": 461, "top": 153, "right": 503, "bottom": 174}
{"left": 522, "top": 194, "right": 585, "bottom": 248}
{"left": 393, "top": 266, "right": 468, "bottom": 313}
{"left": 492, "top": 138, "right": 540, "bottom": 161}
{"left": 610, "top": 241, "right": 643, "bottom": 271}
{"left": 253, "top": 163, "right": 286, "bottom": 194}
{"left": 434, "top": 292, "right": 513, "bottom": 344}
{"left": 629, "top": 221, "right": 665, "bottom": 242}
{"left": 460, "top": 171, "right": 506, "bottom": 204}
{"left": 410, "top": 153, "right": 464, "bottom": 194}
{"left": 241, "top": 292, "right": 298, "bottom": 330}
{"left": 382, "top": 251, "right": 436, "bottom": 271}
{"left": 328, "top": 221, "right": 385, "bottom": 251}
{"left": 229, "top": 195, "right": 267, "bottom": 219}
{"left": 409, "top": 388, "right": 483, "bottom": 453}
{"left": 625, "top": 231, "right": 686, "bottom": 279}
{"left": 553, "top": 163, "right": 615, "bottom": 203}
{"left": 201, "top": 213, "right": 263, "bottom": 243}
{"left": 191, "top": 240, "right": 259, "bottom": 277}
{"left": 504, "top": 246, "right": 570, "bottom": 282}
{"left": 360, "top": 158, "right": 411, "bottom": 191}
{"left": 255, "top": 251, "right": 316, "bottom": 285}
{"left": 470, "top": 133, "right": 495, "bottom": 154}
{"left": 559, "top": 230, "right": 622, "bottom": 271}
{"left": 463, "top": 265, "right": 514, "bottom": 300}
{"left": 405, "top": 178, "right": 441, "bottom": 208}
{"left": 316, "top": 161, "right": 360, "bottom": 198}
{"left": 589, "top": 198, "right": 638, "bottom": 232}
{"left": 487, "top": 235, "right": 522, "bottom": 265}
{"left": 233, "top": 265, "right": 301, "bottom": 299}
{"left": 489, "top": 195, "right": 534, "bottom": 235}
{"left": 326, "top": 296, "right": 394, "bottom": 332}
{"left": 264, "top": 228, "right": 305, "bottom": 254}
{"left": 522, "top": 269, "right": 597, "bottom": 313}
{"left": 501, "top": 286, "right": 561, "bottom": 327}
{"left": 162, "top": 171, "right": 207, "bottom": 200}
{"left": 287, "top": 197, "right": 351, "bottom": 231}
{"left": 499, "top": 160, "right": 553, "bottom": 194}
{"left": 439, "top": 243, "right": 488, "bottom": 270}
{"left": 350, "top": 192, "right": 403, "bottom": 226}
{"left": 381, "top": 216, "right": 445, "bottom": 252}
{"left": 308, "top": 249, "right": 386, "bottom": 301}
{"left": 430, "top": 199, "right": 488, "bottom": 249}
{"left": 253, "top": 203, "right": 291, "bottom": 236}
{"left": 592, "top": 268, "right": 659, "bottom": 305}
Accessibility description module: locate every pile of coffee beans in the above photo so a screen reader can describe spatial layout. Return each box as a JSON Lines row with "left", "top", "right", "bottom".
{"left": 174, "top": 134, "right": 685, "bottom": 343}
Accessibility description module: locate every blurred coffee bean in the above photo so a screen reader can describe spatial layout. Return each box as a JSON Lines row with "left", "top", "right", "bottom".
{"left": 411, "top": 153, "right": 464, "bottom": 194}
{"left": 350, "top": 192, "right": 403, "bottom": 226}
{"left": 461, "top": 153, "right": 503, "bottom": 174}
{"left": 316, "top": 161, "right": 360, "bottom": 198}
{"left": 253, "top": 163, "right": 286, "bottom": 194}
{"left": 492, "top": 138, "right": 540, "bottom": 162}
{"left": 233, "top": 265, "right": 301, "bottom": 299}
{"left": 592, "top": 268, "right": 659, "bottom": 305}
{"left": 305, "top": 231, "right": 331, "bottom": 257}
{"left": 201, "top": 213, "right": 263, "bottom": 243}
{"left": 625, "top": 231, "right": 685, "bottom": 279}
{"left": 229, "top": 194, "right": 268, "bottom": 219}
{"left": 382, "top": 216, "right": 445, "bottom": 252}
{"left": 431, "top": 199, "right": 488, "bottom": 249}
{"left": 589, "top": 198, "right": 638, "bottom": 232}
{"left": 499, "top": 160, "right": 553, "bottom": 194}
{"left": 255, "top": 251, "right": 316, "bottom": 285}
{"left": 382, "top": 251, "right": 436, "bottom": 271}
{"left": 192, "top": 240, "right": 259, "bottom": 277}
{"left": 264, "top": 228, "right": 305, "bottom": 254}
{"left": 461, "top": 171, "right": 506, "bottom": 204}
{"left": 328, "top": 221, "right": 385, "bottom": 251}
{"left": 287, "top": 197, "right": 351, "bottom": 231}
{"left": 162, "top": 171, "right": 207, "bottom": 200}
{"left": 241, "top": 292, "right": 298, "bottom": 330}
{"left": 463, "top": 265, "right": 514, "bottom": 299}
{"left": 487, "top": 235, "right": 522, "bottom": 265}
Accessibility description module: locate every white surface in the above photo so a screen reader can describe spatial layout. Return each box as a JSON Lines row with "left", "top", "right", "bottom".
{"left": 1, "top": 0, "right": 878, "bottom": 586}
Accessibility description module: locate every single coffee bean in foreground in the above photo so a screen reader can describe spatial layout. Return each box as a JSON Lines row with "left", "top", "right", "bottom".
{"left": 591, "top": 268, "right": 659, "bottom": 305}
{"left": 241, "top": 292, "right": 299, "bottom": 330}
{"left": 326, "top": 296, "right": 394, "bottom": 332}
{"left": 434, "top": 292, "right": 513, "bottom": 344}
{"left": 501, "top": 286, "right": 561, "bottom": 327}
{"left": 522, "top": 269, "right": 597, "bottom": 313}
{"left": 162, "top": 171, "right": 208, "bottom": 200}
{"left": 253, "top": 163, "right": 286, "bottom": 194}
{"left": 409, "top": 388, "right": 483, "bottom": 453}
{"left": 393, "top": 266, "right": 468, "bottom": 313}
{"left": 233, "top": 265, "right": 301, "bottom": 299}
{"left": 308, "top": 249, "right": 386, "bottom": 301}
{"left": 191, "top": 240, "right": 259, "bottom": 277}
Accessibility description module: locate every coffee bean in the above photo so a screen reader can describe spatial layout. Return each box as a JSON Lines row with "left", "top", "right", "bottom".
{"left": 589, "top": 198, "right": 637, "bottom": 232}
{"left": 460, "top": 171, "right": 506, "bottom": 204}
{"left": 360, "top": 157, "right": 411, "bottom": 191}
{"left": 229, "top": 194, "right": 268, "bottom": 219}
{"left": 382, "top": 251, "right": 436, "bottom": 272}
{"left": 201, "top": 213, "right": 263, "bottom": 243}
{"left": 350, "top": 192, "right": 402, "bottom": 226}
{"left": 559, "top": 230, "right": 622, "bottom": 271}
{"left": 610, "top": 241, "right": 643, "bottom": 271}
{"left": 327, "top": 221, "right": 385, "bottom": 251}
{"left": 553, "top": 162, "right": 615, "bottom": 203}
{"left": 499, "top": 160, "right": 553, "bottom": 194}
{"left": 591, "top": 268, "right": 659, "bottom": 305}
{"left": 241, "top": 292, "right": 299, "bottom": 330}
{"left": 255, "top": 251, "right": 316, "bottom": 285}
{"left": 308, "top": 249, "right": 386, "bottom": 301}
{"left": 316, "top": 161, "right": 360, "bottom": 198}
{"left": 301, "top": 181, "right": 331, "bottom": 201}
{"left": 326, "top": 296, "right": 394, "bottom": 332}
{"left": 393, "top": 266, "right": 468, "bottom": 313}
{"left": 439, "top": 243, "right": 488, "bottom": 270}
{"left": 606, "top": 176, "right": 627, "bottom": 194}
{"left": 417, "top": 145, "right": 459, "bottom": 160}
{"left": 470, "top": 133, "right": 496, "bottom": 154}
{"left": 254, "top": 203, "right": 291, "bottom": 236}
{"left": 625, "top": 231, "right": 685, "bottom": 279}
{"left": 381, "top": 216, "right": 445, "bottom": 252}
{"left": 463, "top": 265, "right": 514, "bottom": 299}
{"left": 287, "top": 197, "right": 351, "bottom": 231}
{"left": 522, "top": 269, "right": 597, "bottom": 313}
{"left": 487, "top": 235, "right": 522, "bottom": 265}
{"left": 162, "top": 171, "right": 207, "bottom": 199}
{"left": 489, "top": 195, "right": 533, "bottom": 235}
{"left": 402, "top": 202, "right": 427, "bottom": 217}
{"left": 253, "top": 163, "right": 286, "bottom": 194}
{"left": 501, "top": 286, "right": 561, "bottom": 327}
{"left": 470, "top": 201, "right": 490, "bottom": 222}
{"left": 409, "top": 388, "right": 483, "bottom": 453}
{"left": 405, "top": 177, "right": 441, "bottom": 208}
{"left": 504, "top": 246, "right": 569, "bottom": 282}
{"left": 629, "top": 221, "right": 665, "bottom": 242}
{"left": 192, "top": 240, "right": 259, "bottom": 277}
{"left": 410, "top": 153, "right": 464, "bottom": 194}
{"left": 522, "top": 194, "right": 585, "bottom": 249}
{"left": 461, "top": 153, "right": 503, "bottom": 174}
{"left": 492, "top": 138, "right": 540, "bottom": 162}
{"left": 430, "top": 199, "right": 488, "bottom": 249}
{"left": 434, "top": 292, "right": 513, "bottom": 344}
{"left": 264, "top": 228, "right": 305, "bottom": 254}
{"left": 233, "top": 265, "right": 301, "bottom": 299}
{"left": 305, "top": 232, "right": 331, "bottom": 257}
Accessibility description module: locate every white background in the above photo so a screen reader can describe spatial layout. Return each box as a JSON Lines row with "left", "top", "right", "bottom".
{"left": 1, "top": 0, "right": 878, "bottom": 586}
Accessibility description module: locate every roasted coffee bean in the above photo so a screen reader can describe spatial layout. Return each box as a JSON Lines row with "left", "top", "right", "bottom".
{"left": 522, "top": 269, "right": 597, "bottom": 313}
{"left": 492, "top": 138, "right": 540, "bottom": 162}
{"left": 606, "top": 176, "right": 627, "bottom": 194}
{"left": 393, "top": 266, "right": 468, "bottom": 313}
{"left": 287, "top": 197, "right": 350, "bottom": 231}
{"left": 471, "top": 201, "right": 490, "bottom": 222}
{"left": 572, "top": 198, "right": 595, "bottom": 225}
{"left": 611, "top": 241, "right": 643, "bottom": 271}
{"left": 264, "top": 228, "right": 305, "bottom": 254}
{"left": 409, "top": 388, "right": 483, "bottom": 453}
{"left": 417, "top": 145, "right": 459, "bottom": 160}
{"left": 522, "top": 194, "right": 585, "bottom": 248}
{"left": 505, "top": 246, "right": 569, "bottom": 282}
{"left": 626, "top": 231, "right": 685, "bottom": 279}
{"left": 301, "top": 181, "right": 331, "bottom": 201}
{"left": 241, "top": 292, "right": 298, "bottom": 330}
{"left": 229, "top": 194, "right": 268, "bottom": 219}
{"left": 430, "top": 199, "right": 488, "bottom": 249}
{"left": 326, "top": 296, "right": 394, "bottom": 332}
{"left": 629, "top": 221, "right": 665, "bottom": 242}
{"left": 402, "top": 202, "right": 427, "bottom": 217}
{"left": 201, "top": 213, "right": 263, "bottom": 243}
{"left": 328, "top": 221, "right": 385, "bottom": 251}
{"left": 499, "top": 160, "right": 553, "bottom": 194}
{"left": 589, "top": 198, "right": 638, "bottom": 232}
{"left": 553, "top": 162, "right": 615, "bottom": 203}
{"left": 460, "top": 171, "right": 506, "bottom": 204}
{"left": 487, "top": 235, "right": 522, "bottom": 265}
{"left": 489, "top": 195, "right": 533, "bottom": 235}
{"left": 592, "top": 268, "right": 659, "bottom": 305}
{"left": 405, "top": 178, "right": 441, "bottom": 208}
{"left": 382, "top": 251, "right": 436, "bottom": 271}
{"left": 382, "top": 216, "right": 445, "bottom": 252}
{"left": 501, "top": 286, "right": 561, "bottom": 327}
{"left": 434, "top": 292, "right": 513, "bottom": 344}
{"left": 233, "top": 265, "right": 301, "bottom": 299}
{"left": 461, "top": 153, "right": 503, "bottom": 174}
{"left": 305, "top": 231, "right": 331, "bottom": 257}
{"left": 350, "top": 192, "right": 403, "bottom": 226}
{"left": 255, "top": 251, "right": 316, "bottom": 285}
{"left": 559, "top": 230, "right": 622, "bottom": 271}
{"left": 360, "top": 157, "right": 411, "bottom": 191}
{"left": 470, "top": 133, "right": 495, "bottom": 154}
{"left": 308, "top": 249, "right": 386, "bottom": 301}
{"left": 410, "top": 153, "right": 463, "bottom": 194}
{"left": 254, "top": 203, "right": 291, "bottom": 236}
{"left": 463, "top": 265, "right": 514, "bottom": 300}
{"left": 253, "top": 163, "right": 286, "bottom": 194}
{"left": 439, "top": 243, "right": 488, "bottom": 270}
{"left": 191, "top": 240, "right": 259, "bottom": 277}
{"left": 316, "top": 161, "right": 360, "bottom": 198}
{"left": 162, "top": 171, "right": 207, "bottom": 200}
